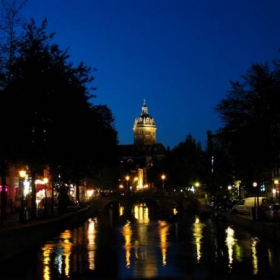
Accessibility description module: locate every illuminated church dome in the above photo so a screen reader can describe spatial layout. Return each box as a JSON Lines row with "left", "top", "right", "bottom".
{"left": 133, "top": 99, "right": 157, "bottom": 145}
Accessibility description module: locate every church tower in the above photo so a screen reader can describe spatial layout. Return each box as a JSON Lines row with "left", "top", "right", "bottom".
{"left": 133, "top": 99, "right": 157, "bottom": 145}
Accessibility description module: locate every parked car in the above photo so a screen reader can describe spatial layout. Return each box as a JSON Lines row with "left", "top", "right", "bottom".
{"left": 231, "top": 197, "right": 268, "bottom": 215}
{"left": 265, "top": 204, "right": 280, "bottom": 221}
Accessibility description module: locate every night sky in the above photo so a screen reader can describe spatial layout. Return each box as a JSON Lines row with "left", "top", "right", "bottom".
{"left": 21, "top": 0, "right": 280, "bottom": 149}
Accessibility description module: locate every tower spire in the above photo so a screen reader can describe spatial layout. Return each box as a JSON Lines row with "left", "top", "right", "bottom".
{"left": 133, "top": 99, "right": 157, "bottom": 145}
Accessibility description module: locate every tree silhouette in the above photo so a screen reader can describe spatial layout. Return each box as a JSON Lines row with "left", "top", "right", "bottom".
{"left": 215, "top": 60, "right": 280, "bottom": 189}
{"left": 167, "top": 134, "right": 206, "bottom": 190}
{"left": 0, "top": 18, "right": 118, "bottom": 218}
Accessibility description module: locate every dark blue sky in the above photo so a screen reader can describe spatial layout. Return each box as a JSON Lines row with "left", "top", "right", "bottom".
{"left": 22, "top": 0, "right": 280, "bottom": 149}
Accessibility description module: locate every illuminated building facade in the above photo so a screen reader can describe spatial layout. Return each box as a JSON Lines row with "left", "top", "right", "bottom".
{"left": 119, "top": 100, "right": 166, "bottom": 191}
{"left": 133, "top": 99, "right": 157, "bottom": 145}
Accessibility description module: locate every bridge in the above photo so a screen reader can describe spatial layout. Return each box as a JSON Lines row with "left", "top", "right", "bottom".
{"left": 90, "top": 193, "right": 200, "bottom": 215}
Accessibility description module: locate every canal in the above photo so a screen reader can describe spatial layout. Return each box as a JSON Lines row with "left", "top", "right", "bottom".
{"left": 0, "top": 202, "right": 280, "bottom": 280}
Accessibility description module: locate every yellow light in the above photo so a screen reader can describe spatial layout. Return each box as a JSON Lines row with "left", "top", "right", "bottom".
{"left": 125, "top": 176, "right": 130, "bottom": 189}
{"left": 19, "top": 170, "right": 26, "bottom": 178}
{"left": 86, "top": 189, "right": 93, "bottom": 197}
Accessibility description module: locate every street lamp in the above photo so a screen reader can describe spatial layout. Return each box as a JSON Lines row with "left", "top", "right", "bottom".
{"left": 161, "top": 174, "right": 166, "bottom": 191}
{"left": 125, "top": 175, "right": 130, "bottom": 190}
{"left": 228, "top": 185, "right": 232, "bottom": 199}
{"left": 43, "top": 177, "right": 49, "bottom": 218}
{"left": 195, "top": 181, "right": 200, "bottom": 196}
{"left": 253, "top": 181, "right": 258, "bottom": 220}
{"left": 274, "top": 180, "right": 279, "bottom": 202}
{"left": 19, "top": 170, "right": 26, "bottom": 222}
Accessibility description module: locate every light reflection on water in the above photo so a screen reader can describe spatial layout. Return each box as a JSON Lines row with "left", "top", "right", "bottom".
{"left": 3, "top": 203, "right": 280, "bottom": 280}
{"left": 193, "top": 216, "right": 204, "bottom": 263}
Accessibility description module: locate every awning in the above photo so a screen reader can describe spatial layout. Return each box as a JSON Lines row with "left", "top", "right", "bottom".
{"left": 36, "top": 184, "right": 52, "bottom": 192}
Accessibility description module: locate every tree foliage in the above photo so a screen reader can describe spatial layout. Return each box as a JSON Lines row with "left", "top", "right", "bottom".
{"left": 214, "top": 60, "right": 280, "bottom": 187}
{"left": 167, "top": 134, "right": 206, "bottom": 189}
{"left": 0, "top": 0, "right": 27, "bottom": 84}
{"left": 0, "top": 18, "right": 119, "bottom": 186}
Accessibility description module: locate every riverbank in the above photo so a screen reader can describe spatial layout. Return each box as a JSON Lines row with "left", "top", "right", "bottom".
{"left": 226, "top": 212, "right": 280, "bottom": 241}
{"left": 199, "top": 203, "right": 280, "bottom": 242}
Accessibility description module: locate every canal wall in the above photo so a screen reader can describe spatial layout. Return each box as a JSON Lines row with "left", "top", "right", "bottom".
{"left": 226, "top": 214, "right": 280, "bottom": 242}
{"left": 0, "top": 203, "right": 99, "bottom": 263}
{"left": 198, "top": 202, "right": 280, "bottom": 242}
{"left": 198, "top": 201, "right": 280, "bottom": 242}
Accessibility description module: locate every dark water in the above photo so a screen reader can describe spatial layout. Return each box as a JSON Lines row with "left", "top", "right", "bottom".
{"left": 1, "top": 204, "right": 280, "bottom": 280}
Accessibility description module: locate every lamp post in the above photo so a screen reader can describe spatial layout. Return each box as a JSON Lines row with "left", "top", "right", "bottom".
{"left": 51, "top": 181, "right": 54, "bottom": 217}
{"left": 274, "top": 180, "right": 279, "bottom": 203}
{"left": 19, "top": 170, "right": 26, "bottom": 222}
{"left": 228, "top": 185, "right": 232, "bottom": 199}
{"left": 125, "top": 175, "right": 130, "bottom": 190}
{"left": 161, "top": 174, "right": 166, "bottom": 191}
{"left": 253, "top": 182, "right": 258, "bottom": 220}
{"left": 43, "top": 177, "right": 49, "bottom": 218}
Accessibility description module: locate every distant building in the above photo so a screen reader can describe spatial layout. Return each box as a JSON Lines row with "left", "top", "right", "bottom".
{"left": 133, "top": 99, "right": 157, "bottom": 145}
{"left": 119, "top": 100, "right": 166, "bottom": 191}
